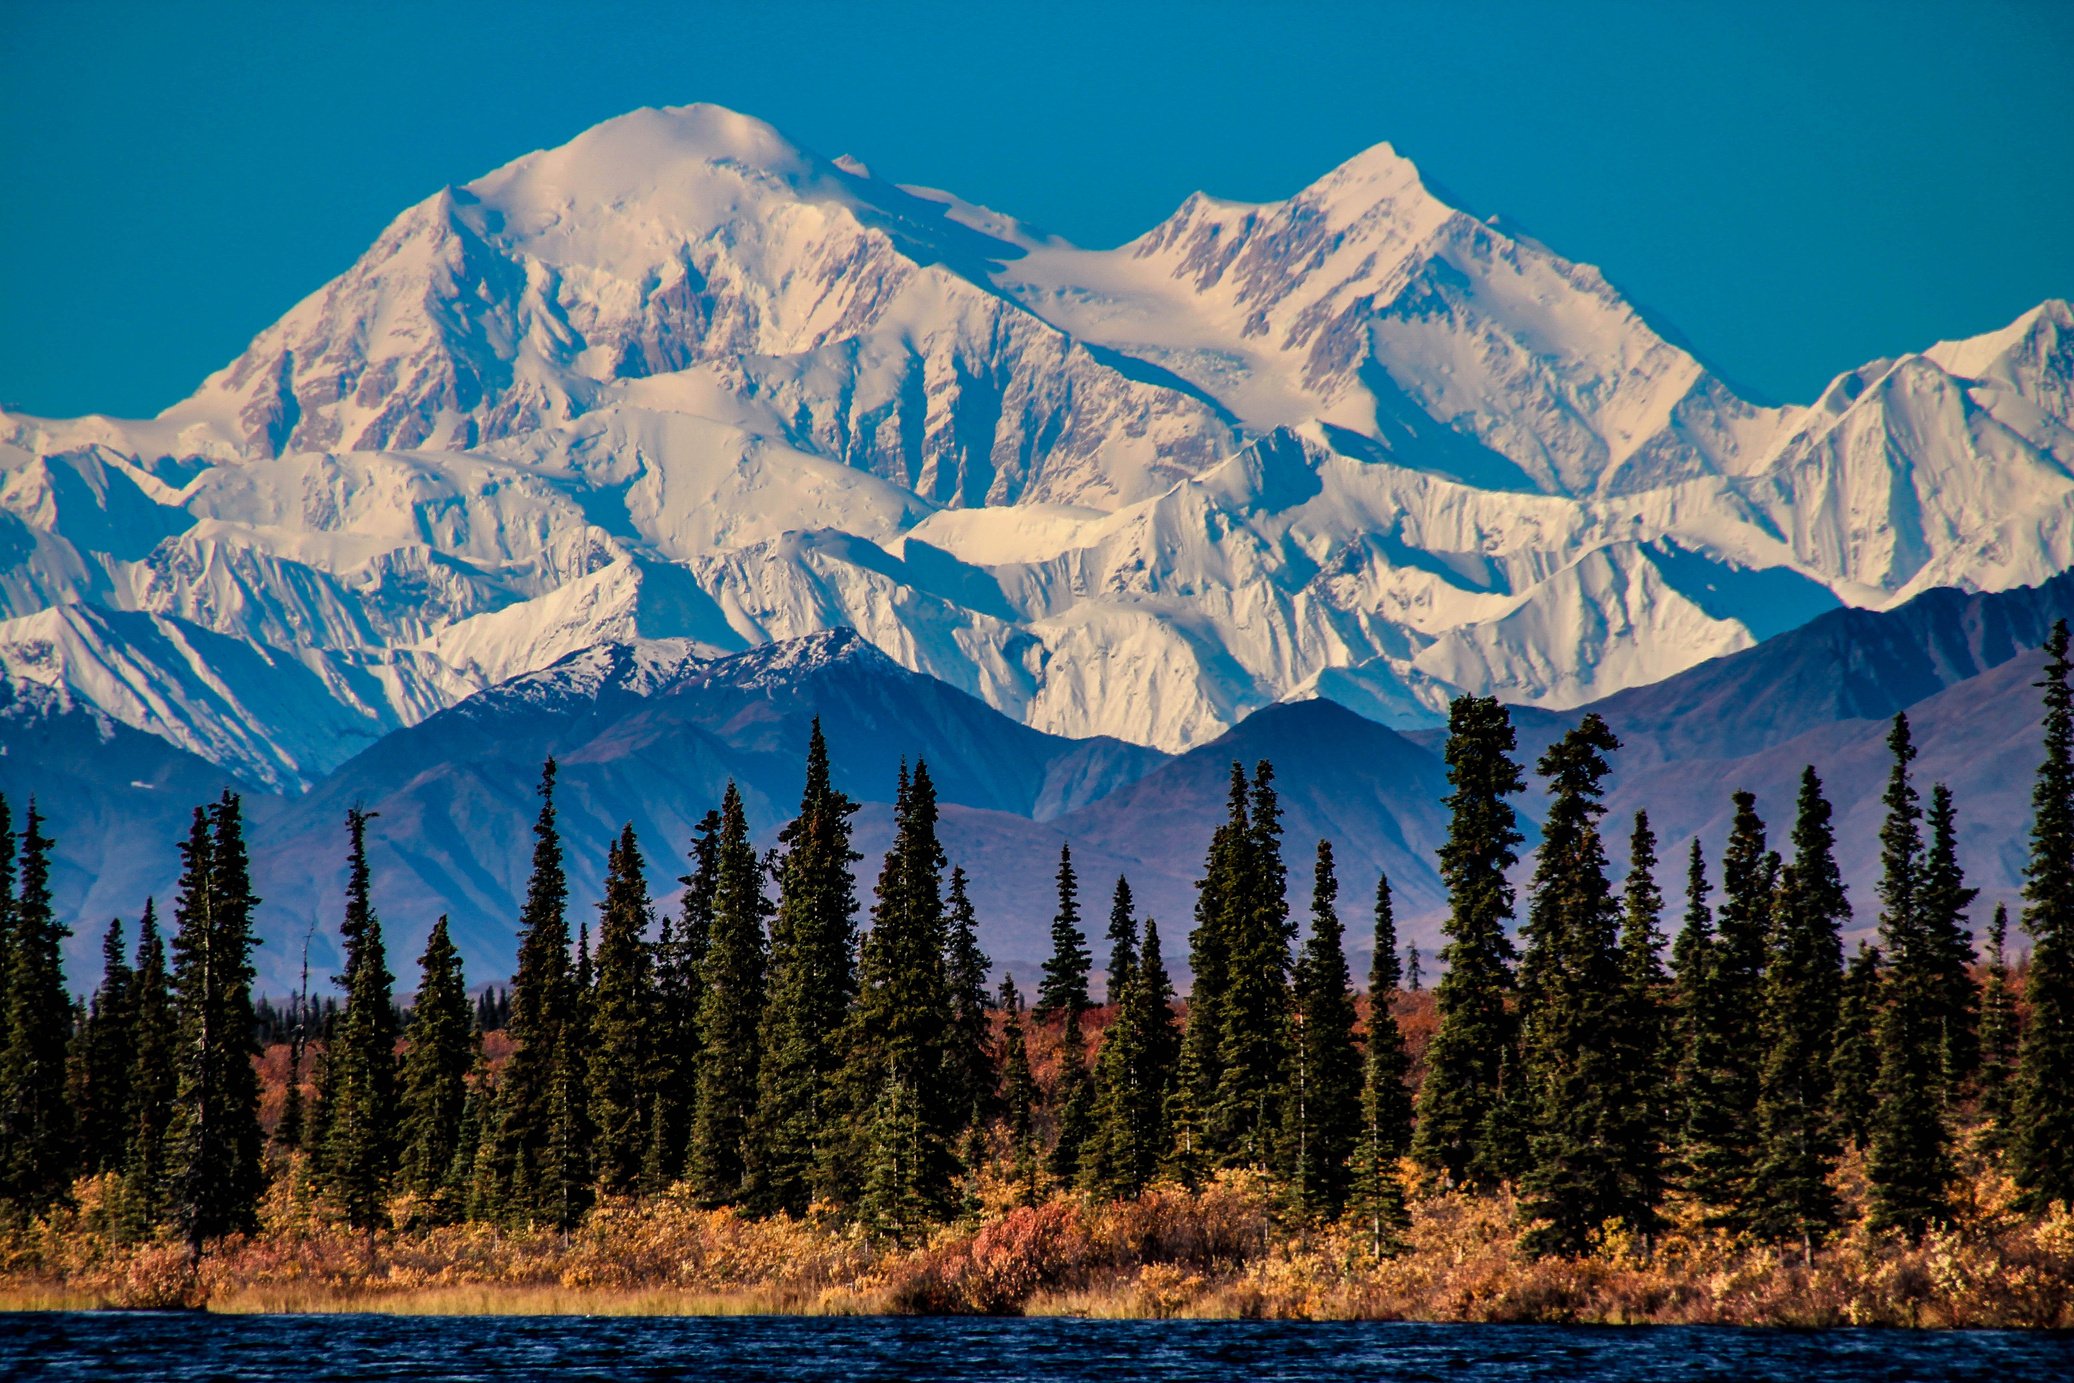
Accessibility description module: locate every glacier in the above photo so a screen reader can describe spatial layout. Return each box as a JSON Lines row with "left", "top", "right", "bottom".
{"left": 2, "top": 102, "right": 2071, "bottom": 786}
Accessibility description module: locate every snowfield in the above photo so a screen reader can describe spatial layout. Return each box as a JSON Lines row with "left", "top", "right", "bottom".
{"left": 2, "top": 103, "right": 2070, "bottom": 786}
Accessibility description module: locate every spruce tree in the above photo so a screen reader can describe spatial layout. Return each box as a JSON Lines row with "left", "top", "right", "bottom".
{"left": 689, "top": 782, "right": 769, "bottom": 1206}
{"left": 278, "top": 928, "right": 314, "bottom": 1151}
{"left": 1136, "top": 918, "right": 1180, "bottom": 1165}
{"left": 1285, "top": 840, "right": 1361, "bottom": 1220}
{"left": 1918, "top": 784, "right": 1980, "bottom": 1097}
{"left": 647, "top": 808, "right": 719, "bottom": 1191}
{"left": 746, "top": 721, "right": 860, "bottom": 1216}
{"left": 0, "top": 803, "right": 74, "bottom": 1215}
{"left": 167, "top": 794, "right": 265, "bottom": 1252}
{"left": 1083, "top": 958, "right": 1148, "bottom": 1200}
{"left": 74, "top": 916, "right": 136, "bottom": 1175}
{"left": 1413, "top": 695, "right": 1525, "bottom": 1189}
{"left": 1105, "top": 876, "right": 1137, "bottom": 1007}
{"left": 495, "top": 759, "right": 579, "bottom": 1225}
{"left": 1047, "top": 1008, "right": 1095, "bottom": 1184}
{"left": 1517, "top": 716, "right": 1633, "bottom": 1256}
{"left": 942, "top": 867, "right": 993, "bottom": 1139}
{"left": 1714, "top": 793, "right": 1774, "bottom": 1180}
{"left": 1671, "top": 837, "right": 1733, "bottom": 1207}
{"left": 1178, "top": 765, "right": 1249, "bottom": 1158}
{"left": 398, "top": 915, "right": 472, "bottom": 1215}
{"left": 1085, "top": 910, "right": 1180, "bottom": 1201}
{"left": 1749, "top": 767, "right": 1849, "bottom": 1255}
{"left": 446, "top": 1047, "right": 489, "bottom": 1216}
{"left": 120, "top": 900, "right": 173, "bottom": 1237}
{"left": 998, "top": 976, "right": 1039, "bottom": 1206}
{"left": 1610, "top": 812, "right": 1670, "bottom": 1238}
{"left": 588, "top": 825, "right": 655, "bottom": 1196}
{"left": 2013, "top": 621, "right": 2074, "bottom": 1211}
{"left": 320, "top": 807, "right": 400, "bottom": 1235}
{"left": 1830, "top": 942, "right": 1883, "bottom": 1150}
{"left": 0, "top": 798, "right": 13, "bottom": 1047}
{"left": 1977, "top": 905, "right": 2020, "bottom": 1147}
{"left": 1210, "top": 761, "right": 1294, "bottom": 1171}
{"left": 1673, "top": 795, "right": 1770, "bottom": 1219}
{"left": 1035, "top": 843, "right": 1091, "bottom": 1020}
{"left": 850, "top": 762, "right": 959, "bottom": 1221}
{"left": 1867, "top": 714, "right": 1955, "bottom": 1237}
{"left": 1350, "top": 873, "right": 1413, "bottom": 1254}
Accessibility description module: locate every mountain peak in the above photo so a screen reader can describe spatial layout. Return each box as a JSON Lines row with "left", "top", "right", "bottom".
{"left": 1303, "top": 138, "right": 1432, "bottom": 207}
{"left": 465, "top": 102, "right": 836, "bottom": 214}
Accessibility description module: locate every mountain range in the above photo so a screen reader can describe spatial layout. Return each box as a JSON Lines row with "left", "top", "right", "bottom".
{"left": 9, "top": 572, "right": 2070, "bottom": 993}
{"left": 3, "top": 104, "right": 2069, "bottom": 989}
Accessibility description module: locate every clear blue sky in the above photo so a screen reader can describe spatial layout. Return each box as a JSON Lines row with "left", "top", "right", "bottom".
{"left": 4, "top": 0, "right": 2069, "bottom": 417}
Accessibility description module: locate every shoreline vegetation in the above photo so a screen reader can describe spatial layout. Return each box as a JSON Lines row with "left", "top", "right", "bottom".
{"left": 4, "top": 1163, "right": 2071, "bottom": 1325}
{"left": 4, "top": 628, "right": 2074, "bottom": 1327}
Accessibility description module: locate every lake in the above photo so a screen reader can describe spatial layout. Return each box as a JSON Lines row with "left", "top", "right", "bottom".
{"left": 5, "top": 1313, "right": 2072, "bottom": 1381}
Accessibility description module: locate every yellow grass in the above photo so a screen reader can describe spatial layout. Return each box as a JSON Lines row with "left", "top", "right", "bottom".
{"left": 5, "top": 1159, "right": 2069, "bottom": 1325}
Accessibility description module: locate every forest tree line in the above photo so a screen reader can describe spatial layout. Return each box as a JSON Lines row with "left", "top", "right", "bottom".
{"left": 3, "top": 625, "right": 2073, "bottom": 1257}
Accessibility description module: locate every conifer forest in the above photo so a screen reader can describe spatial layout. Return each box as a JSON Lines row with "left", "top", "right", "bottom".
{"left": 4, "top": 625, "right": 2074, "bottom": 1323}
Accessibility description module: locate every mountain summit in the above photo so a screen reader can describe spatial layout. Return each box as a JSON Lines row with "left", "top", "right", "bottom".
{"left": 3, "top": 104, "right": 2071, "bottom": 782}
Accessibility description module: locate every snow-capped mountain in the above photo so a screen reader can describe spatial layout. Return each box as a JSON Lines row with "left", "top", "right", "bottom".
{"left": 3, "top": 103, "right": 2071, "bottom": 783}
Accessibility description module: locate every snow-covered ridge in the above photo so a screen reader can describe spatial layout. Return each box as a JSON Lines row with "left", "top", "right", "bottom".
{"left": 2, "top": 103, "right": 2071, "bottom": 780}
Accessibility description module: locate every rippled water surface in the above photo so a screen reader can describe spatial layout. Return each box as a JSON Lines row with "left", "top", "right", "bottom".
{"left": 5, "top": 1313, "right": 2072, "bottom": 1381}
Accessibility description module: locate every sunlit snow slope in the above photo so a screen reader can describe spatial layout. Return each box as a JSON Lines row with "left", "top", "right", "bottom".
{"left": 3, "top": 103, "right": 2071, "bottom": 784}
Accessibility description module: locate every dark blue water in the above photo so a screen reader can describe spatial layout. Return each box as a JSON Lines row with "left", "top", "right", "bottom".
{"left": 3, "top": 1313, "right": 2071, "bottom": 1381}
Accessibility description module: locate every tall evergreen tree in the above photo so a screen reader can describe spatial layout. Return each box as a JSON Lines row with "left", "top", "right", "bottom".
{"left": 1413, "top": 695, "right": 1525, "bottom": 1189}
{"left": 1083, "top": 951, "right": 1149, "bottom": 1201}
{"left": 1351, "top": 874, "right": 1413, "bottom": 1253}
{"left": 1, "top": 803, "right": 74, "bottom": 1214}
{"left": 1178, "top": 765, "right": 1249, "bottom": 1158}
{"left": 1035, "top": 844, "right": 1091, "bottom": 1020}
{"left": 1285, "top": 840, "right": 1361, "bottom": 1219}
{"left": 398, "top": 915, "right": 472, "bottom": 1215}
{"left": 120, "top": 900, "right": 174, "bottom": 1237}
{"left": 1674, "top": 795, "right": 1770, "bottom": 1217}
{"left": 1086, "top": 913, "right": 1182, "bottom": 1201}
{"left": 746, "top": 720, "right": 861, "bottom": 1215}
{"left": 167, "top": 794, "right": 265, "bottom": 1253}
{"left": 1047, "top": 1007, "right": 1095, "bottom": 1185}
{"left": 277, "top": 926, "right": 315, "bottom": 1151}
{"left": 1918, "top": 784, "right": 1980, "bottom": 1097}
{"left": 1672, "top": 838, "right": 1728, "bottom": 1201}
{"left": 851, "top": 762, "right": 959, "bottom": 1226}
{"left": 1137, "top": 918, "right": 1180, "bottom": 1162}
{"left": 1516, "top": 715, "right": 1634, "bottom": 1255}
{"left": 495, "top": 759, "right": 580, "bottom": 1225}
{"left": 0, "top": 798, "right": 13, "bottom": 1049}
{"left": 998, "top": 975, "right": 1039, "bottom": 1206}
{"left": 1830, "top": 942, "right": 1883, "bottom": 1150}
{"left": 588, "top": 825, "right": 655, "bottom": 1196}
{"left": 1033, "top": 843, "right": 1097, "bottom": 1186}
{"left": 1867, "top": 714, "right": 1955, "bottom": 1237}
{"left": 942, "top": 867, "right": 993, "bottom": 1139}
{"left": 1210, "top": 761, "right": 1294, "bottom": 1170}
{"left": 1749, "top": 768, "right": 1849, "bottom": 1254}
{"left": 1610, "top": 811, "right": 1670, "bottom": 1238}
{"left": 689, "top": 782, "right": 769, "bottom": 1206}
{"left": 647, "top": 808, "right": 720, "bottom": 1191}
{"left": 73, "top": 916, "right": 136, "bottom": 1175}
{"left": 1977, "top": 905, "right": 2020, "bottom": 1147}
{"left": 319, "top": 807, "right": 400, "bottom": 1234}
{"left": 1104, "top": 876, "right": 1137, "bottom": 1007}
{"left": 2013, "top": 620, "right": 2074, "bottom": 1211}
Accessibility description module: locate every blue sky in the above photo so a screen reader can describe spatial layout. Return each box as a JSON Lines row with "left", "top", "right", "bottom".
{"left": 3, "top": 0, "right": 2069, "bottom": 417}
